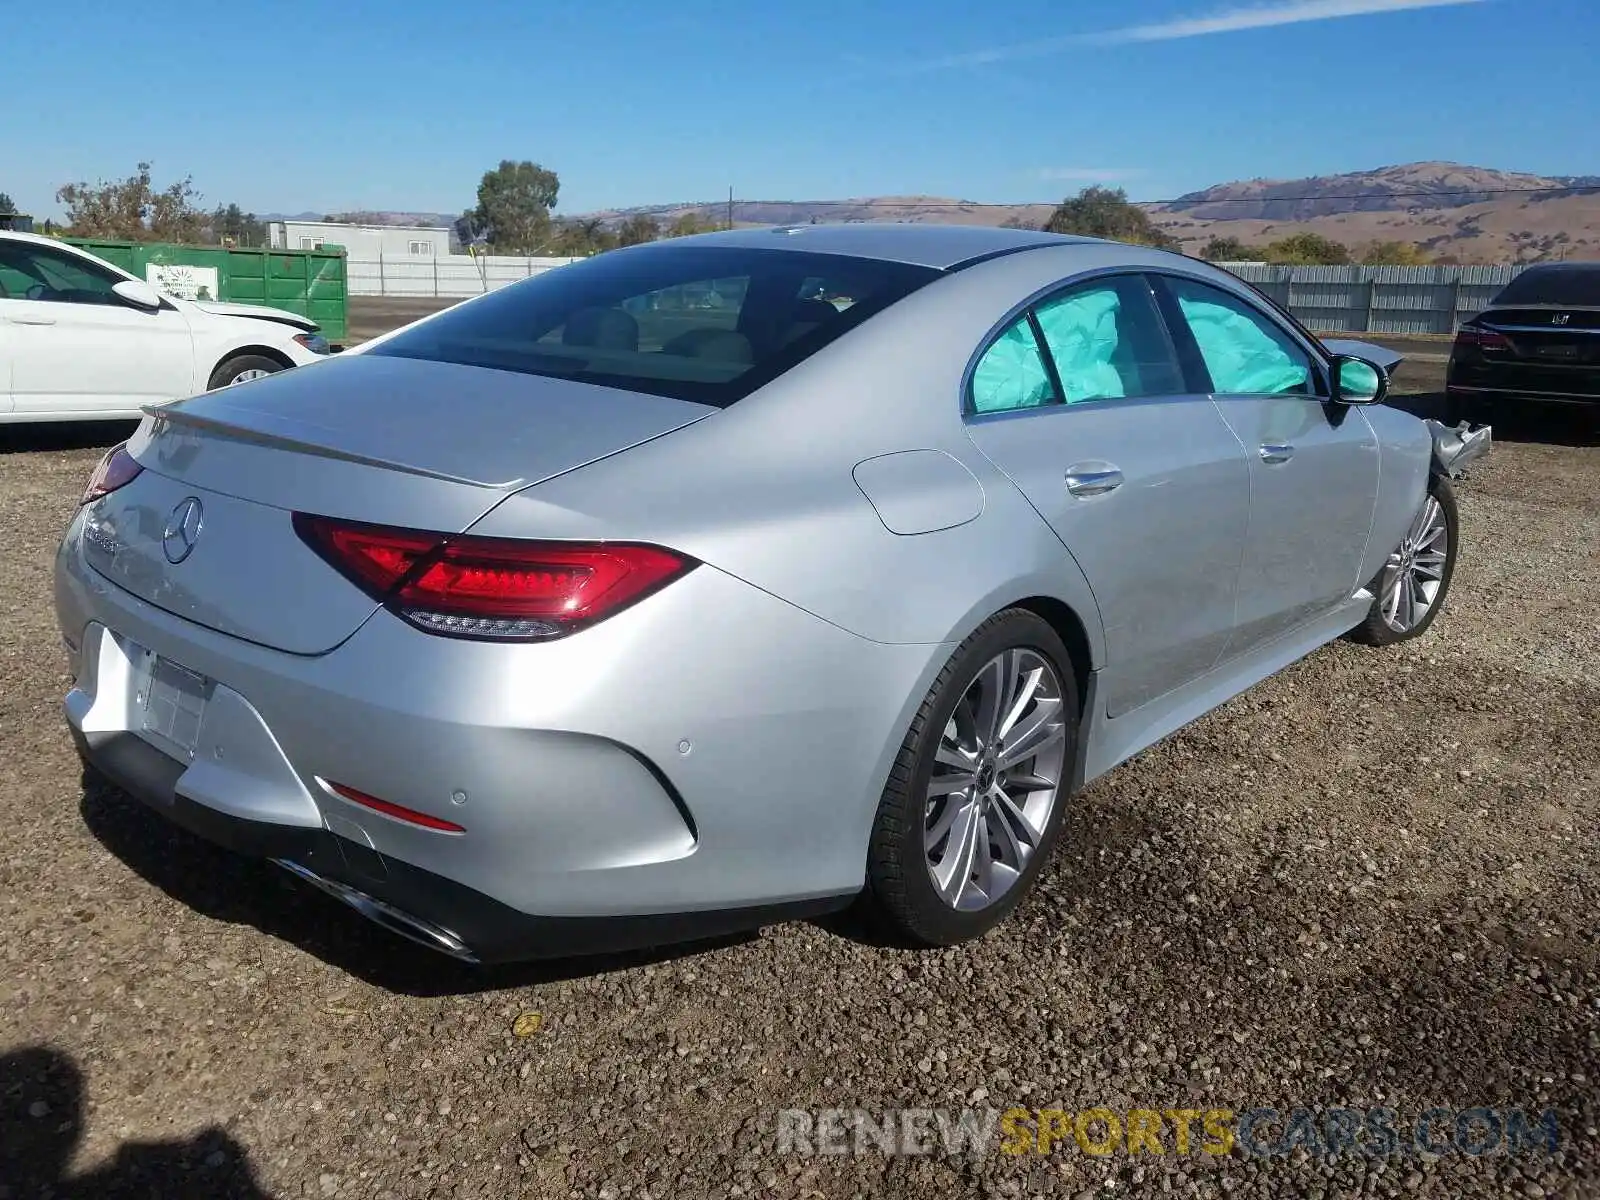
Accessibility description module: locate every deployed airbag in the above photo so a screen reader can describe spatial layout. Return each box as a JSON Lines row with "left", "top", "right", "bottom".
{"left": 1180, "top": 296, "right": 1311, "bottom": 396}
{"left": 971, "top": 320, "right": 1053, "bottom": 413}
{"left": 1035, "top": 288, "right": 1125, "bottom": 403}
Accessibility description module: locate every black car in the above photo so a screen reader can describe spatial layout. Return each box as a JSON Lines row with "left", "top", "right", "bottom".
{"left": 1445, "top": 262, "right": 1600, "bottom": 425}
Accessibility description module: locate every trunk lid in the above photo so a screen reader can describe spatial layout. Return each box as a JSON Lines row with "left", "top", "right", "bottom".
{"left": 85, "top": 354, "right": 714, "bottom": 654}
{"left": 1479, "top": 306, "right": 1600, "bottom": 367}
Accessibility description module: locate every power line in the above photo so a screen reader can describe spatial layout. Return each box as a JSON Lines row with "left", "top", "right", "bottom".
{"left": 693, "top": 183, "right": 1600, "bottom": 210}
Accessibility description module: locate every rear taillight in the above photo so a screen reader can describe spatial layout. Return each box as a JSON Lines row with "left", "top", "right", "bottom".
{"left": 1454, "top": 326, "right": 1511, "bottom": 352}
{"left": 80, "top": 443, "right": 143, "bottom": 506}
{"left": 293, "top": 513, "right": 696, "bottom": 641}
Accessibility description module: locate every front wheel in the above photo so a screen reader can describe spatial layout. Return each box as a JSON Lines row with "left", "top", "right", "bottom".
{"left": 208, "top": 354, "right": 284, "bottom": 390}
{"left": 861, "top": 610, "right": 1079, "bottom": 947}
{"left": 1348, "top": 476, "right": 1459, "bottom": 646}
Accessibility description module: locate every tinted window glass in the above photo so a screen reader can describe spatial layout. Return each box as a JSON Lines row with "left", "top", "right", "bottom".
{"left": 370, "top": 245, "right": 939, "bottom": 407}
{"left": 0, "top": 242, "right": 123, "bottom": 306}
{"left": 1033, "top": 276, "right": 1185, "bottom": 403}
{"left": 1165, "top": 277, "right": 1318, "bottom": 397}
{"left": 970, "top": 315, "right": 1057, "bottom": 414}
{"left": 1491, "top": 266, "right": 1600, "bottom": 307}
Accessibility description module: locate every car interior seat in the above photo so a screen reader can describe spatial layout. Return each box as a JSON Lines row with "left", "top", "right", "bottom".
{"left": 562, "top": 307, "right": 640, "bottom": 352}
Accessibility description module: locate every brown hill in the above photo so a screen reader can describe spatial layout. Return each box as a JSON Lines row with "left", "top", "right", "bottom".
{"left": 585, "top": 162, "right": 1600, "bottom": 263}
{"left": 1156, "top": 161, "right": 1575, "bottom": 220}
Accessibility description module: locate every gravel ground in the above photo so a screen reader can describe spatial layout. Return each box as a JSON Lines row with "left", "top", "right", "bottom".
{"left": 2, "top": 384, "right": 1597, "bottom": 1199}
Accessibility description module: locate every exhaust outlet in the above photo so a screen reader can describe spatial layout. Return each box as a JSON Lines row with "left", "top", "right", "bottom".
{"left": 272, "top": 858, "right": 478, "bottom": 963}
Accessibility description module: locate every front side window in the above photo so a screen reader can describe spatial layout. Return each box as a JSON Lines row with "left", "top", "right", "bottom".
{"left": 370, "top": 245, "right": 939, "bottom": 407}
{"left": 0, "top": 243, "right": 123, "bottom": 306}
{"left": 1163, "top": 276, "right": 1318, "bottom": 397}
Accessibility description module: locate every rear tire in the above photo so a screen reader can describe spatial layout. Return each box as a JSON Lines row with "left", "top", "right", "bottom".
{"left": 1348, "top": 475, "right": 1459, "bottom": 646}
{"left": 860, "top": 609, "right": 1079, "bottom": 947}
{"left": 208, "top": 354, "right": 285, "bottom": 390}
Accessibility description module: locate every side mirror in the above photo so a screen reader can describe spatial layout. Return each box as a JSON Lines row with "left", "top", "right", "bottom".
{"left": 112, "top": 280, "right": 163, "bottom": 311}
{"left": 1330, "top": 355, "right": 1388, "bottom": 406}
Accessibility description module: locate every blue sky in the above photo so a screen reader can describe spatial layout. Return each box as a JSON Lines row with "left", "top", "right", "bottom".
{"left": 6, "top": 0, "right": 1595, "bottom": 219}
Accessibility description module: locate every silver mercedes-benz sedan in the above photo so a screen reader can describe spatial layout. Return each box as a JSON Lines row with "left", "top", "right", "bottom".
{"left": 56, "top": 224, "right": 1460, "bottom": 963}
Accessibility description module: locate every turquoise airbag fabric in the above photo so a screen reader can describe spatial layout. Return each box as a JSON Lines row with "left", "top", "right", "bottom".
{"left": 972, "top": 320, "right": 1053, "bottom": 413}
{"left": 1034, "top": 288, "right": 1125, "bottom": 403}
{"left": 1179, "top": 296, "right": 1310, "bottom": 395}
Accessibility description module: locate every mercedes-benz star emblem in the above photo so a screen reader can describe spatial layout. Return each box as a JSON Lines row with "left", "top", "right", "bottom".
{"left": 162, "top": 497, "right": 204, "bottom": 564}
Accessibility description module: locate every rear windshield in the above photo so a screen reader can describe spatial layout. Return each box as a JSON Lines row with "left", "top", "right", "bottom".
{"left": 369, "top": 244, "right": 941, "bottom": 407}
{"left": 1491, "top": 266, "right": 1600, "bottom": 308}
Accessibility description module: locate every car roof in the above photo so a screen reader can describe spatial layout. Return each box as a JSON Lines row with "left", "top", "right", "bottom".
{"left": 0, "top": 230, "right": 64, "bottom": 248}
{"left": 1506, "top": 261, "right": 1600, "bottom": 277}
{"left": 673, "top": 222, "right": 1097, "bottom": 270}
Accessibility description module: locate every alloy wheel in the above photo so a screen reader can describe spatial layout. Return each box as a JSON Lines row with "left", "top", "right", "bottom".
{"left": 924, "top": 648, "right": 1067, "bottom": 912}
{"left": 1380, "top": 493, "right": 1450, "bottom": 633}
{"left": 229, "top": 368, "right": 272, "bottom": 385}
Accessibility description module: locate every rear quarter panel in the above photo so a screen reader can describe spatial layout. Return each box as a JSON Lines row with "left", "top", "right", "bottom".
{"left": 462, "top": 247, "right": 1164, "bottom": 662}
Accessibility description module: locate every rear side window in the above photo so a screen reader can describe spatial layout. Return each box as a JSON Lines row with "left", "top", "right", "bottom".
{"left": 1492, "top": 266, "right": 1600, "bottom": 307}
{"left": 370, "top": 245, "right": 940, "bottom": 407}
{"left": 967, "top": 275, "right": 1185, "bottom": 415}
{"left": 1033, "top": 277, "right": 1185, "bottom": 403}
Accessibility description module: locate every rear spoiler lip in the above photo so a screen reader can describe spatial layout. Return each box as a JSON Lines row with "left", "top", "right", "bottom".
{"left": 138, "top": 402, "right": 526, "bottom": 489}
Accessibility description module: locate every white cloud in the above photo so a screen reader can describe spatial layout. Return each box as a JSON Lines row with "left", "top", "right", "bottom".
{"left": 887, "top": 0, "right": 1480, "bottom": 73}
{"left": 1088, "top": 0, "right": 1483, "bottom": 44}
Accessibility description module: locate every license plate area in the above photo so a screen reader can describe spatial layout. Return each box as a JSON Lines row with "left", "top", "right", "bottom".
{"left": 1532, "top": 342, "right": 1580, "bottom": 360}
{"left": 134, "top": 647, "right": 211, "bottom": 759}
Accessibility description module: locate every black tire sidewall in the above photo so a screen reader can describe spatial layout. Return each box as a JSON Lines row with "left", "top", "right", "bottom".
{"left": 868, "top": 610, "right": 1080, "bottom": 946}
{"left": 1351, "top": 475, "right": 1460, "bottom": 645}
{"left": 207, "top": 354, "right": 284, "bottom": 391}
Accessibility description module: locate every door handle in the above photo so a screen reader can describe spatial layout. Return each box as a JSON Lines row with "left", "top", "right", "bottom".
{"left": 1065, "top": 464, "right": 1124, "bottom": 498}
{"left": 1259, "top": 443, "right": 1295, "bottom": 465}
{"left": 6, "top": 314, "right": 56, "bottom": 326}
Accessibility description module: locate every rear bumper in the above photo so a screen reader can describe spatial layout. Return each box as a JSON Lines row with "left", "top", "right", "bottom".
{"left": 72, "top": 726, "right": 846, "bottom": 963}
{"left": 55, "top": 507, "right": 938, "bottom": 959}
{"left": 1446, "top": 383, "right": 1600, "bottom": 408}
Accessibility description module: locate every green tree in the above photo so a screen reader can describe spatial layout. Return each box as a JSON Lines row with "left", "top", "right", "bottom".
{"left": 1262, "top": 232, "right": 1351, "bottom": 265}
{"left": 1358, "top": 240, "right": 1429, "bottom": 266}
{"left": 616, "top": 213, "right": 661, "bottom": 247}
{"left": 666, "top": 212, "right": 713, "bottom": 239}
{"left": 1042, "top": 186, "right": 1176, "bottom": 249}
{"left": 208, "top": 203, "right": 267, "bottom": 246}
{"left": 1199, "top": 235, "right": 1258, "bottom": 261}
{"left": 473, "top": 160, "right": 560, "bottom": 253}
{"left": 548, "top": 217, "right": 614, "bottom": 256}
{"left": 56, "top": 162, "right": 207, "bottom": 242}
{"left": 0, "top": 193, "right": 15, "bottom": 215}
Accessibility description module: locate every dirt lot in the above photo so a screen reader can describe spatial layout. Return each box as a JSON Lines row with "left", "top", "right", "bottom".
{"left": 2, "top": 371, "right": 1597, "bottom": 1198}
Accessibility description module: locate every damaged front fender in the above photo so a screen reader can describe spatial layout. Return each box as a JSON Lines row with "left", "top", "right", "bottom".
{"left": 1424, "top": 418, "right": 1492, "bottom": 478}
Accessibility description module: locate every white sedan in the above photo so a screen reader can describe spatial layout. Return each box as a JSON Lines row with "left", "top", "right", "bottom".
{"left": 0, "top": 231, "right": 330, "bottom": 423}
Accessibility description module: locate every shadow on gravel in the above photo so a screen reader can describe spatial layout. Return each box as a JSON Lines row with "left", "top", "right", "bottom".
{"left": 0, "top": 420, "right": 140, "bottom": 454}
{"left": 79, "top": 767, "right": 753, "bottom": 996}
{"left": 1, "top": 1046, "right": 272, "bottom": 1199}
{"left": 1391, "top": 391, "right": 1599, "bottom": 447}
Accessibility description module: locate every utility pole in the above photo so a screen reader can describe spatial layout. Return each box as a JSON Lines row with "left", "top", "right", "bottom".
{"left": 727, "top": 186, "right": 734, "bottom": 231}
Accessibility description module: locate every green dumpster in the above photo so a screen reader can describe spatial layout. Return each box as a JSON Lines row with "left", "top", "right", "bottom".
{"left": 63, "top": 239, "right": 348, "bottom": 344}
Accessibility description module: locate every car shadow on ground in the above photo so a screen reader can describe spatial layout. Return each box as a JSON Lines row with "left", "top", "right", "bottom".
{"left": 1, "top": 1045, "right": 273, "bottom": 1199}
{"left": 1391, "top": 391, "right": 1598, "bottom": 447}
{"left": 0, "top": 420, "right": 140, "bottom": 454}
{"left": 78, "top": 767, "right": 755, "bottom": 996}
